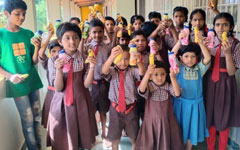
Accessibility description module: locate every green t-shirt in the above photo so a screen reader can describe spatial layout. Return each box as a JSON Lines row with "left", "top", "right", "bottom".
{"left": 0, "top": 27, "right": 43, "bottom": 98}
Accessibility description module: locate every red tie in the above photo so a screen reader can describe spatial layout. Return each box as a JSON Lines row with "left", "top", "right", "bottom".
{"left": 118, "top": 70, "right": 126, "bottom": 112}
{"left": 212, "top": 44, "right": 222, "bottom": 82}
{"left": 65, "top": 59, "right": 74, "bottom": 106}
{"left": 94, "top": 44, "right": 99, "bottom": 56}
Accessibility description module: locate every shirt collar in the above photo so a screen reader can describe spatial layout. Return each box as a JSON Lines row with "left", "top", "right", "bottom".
{"left": 149, "top": 81, "right": 169, "bottom": 92}
{"left": 184, "top": 64, "right": 199, "bottom": 71}
{"left": 214, "top": 35, "right": 234, "bottom": 47}
{"left": 90, "top": 40, "right": 103, "bottom": 47}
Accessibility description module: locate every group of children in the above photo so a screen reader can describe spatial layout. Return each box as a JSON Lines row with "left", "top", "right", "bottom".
{"left": 1, "top": 0, "right": 240, "bottom": 150}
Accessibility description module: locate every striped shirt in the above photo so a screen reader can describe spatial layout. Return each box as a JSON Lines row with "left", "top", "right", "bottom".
{"left": 210, "top": 36, "right": 240, "bottom": 69}
{"left": 106, "top": 66, "right": 141, "bottom": 105}
{"left": 83, "top": 40, "right": 112, "bottom": 80}
{"left": 138, "top": 82, "right": 175, "bottom": 101}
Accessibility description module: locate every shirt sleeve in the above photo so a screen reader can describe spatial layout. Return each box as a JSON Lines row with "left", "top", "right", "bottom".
{"left": 103, "top": 66, "right": 115, "bottom": 81}
{"left": 137, "top": 84, "right": 149, "bottom": 99}
{"left": 198, "top": 59, "right": 210, "bottom": 77}
{"left": 164, "top": 34, "right": 175, "bottom": 50}
{"left": 133, "top": 67, "right": 141, "bottom": 81}
{"left": 48, "top": 57, "right": 56, "bottom": 86}
{"left": 232, "top": 42, "right": 240, "bottom": 69}
{"left": 38, "top": 56, "right": 48, "bottom": 70}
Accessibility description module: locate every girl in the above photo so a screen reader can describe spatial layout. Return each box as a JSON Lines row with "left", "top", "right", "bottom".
{"left": 189, "top": 9, "right": 208, "bottom": 42}
{"left": 203, "top": 13, "right": 240, "bottom": 150}
{"left": 172, "top": 32, "right": 211, "bottom": 150}
{"left": 130, "top": 15, "right": 145, "bottom": 31}
{"left": 134, "top": 61, "right": 184, "bottom": 150}
{"left": 173, "top": 6, "right": 189, "bottom": 34}
{"left": 38, "top": 26, "right": 62, "bottom": 128}
{"left": 47, "top": 22, "right": 98, "bottom": 150}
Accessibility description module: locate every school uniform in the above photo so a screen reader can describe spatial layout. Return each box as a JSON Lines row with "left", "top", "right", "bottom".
{"left": 47, "top": 51, "right": 98, "bottom": 150}
{"left": 203, "top": 36, "right": 240, "bottom": 150}
{"left": 84, "top": 40, "right": 112, "bottom": 113}
{"left": 135, "top": 82, "right": 184, "bottom": 150}
{"left": 38, "top": 56, "right": 56, "bottom": 128}
{"left": 106, "top": 66, "right": 141, "bottom": 141}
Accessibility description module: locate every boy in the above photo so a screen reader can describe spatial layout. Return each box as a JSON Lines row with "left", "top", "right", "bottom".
{"left": 69, "top": 17, "right": 81, "bottom": 25}
{"left": 105, "top": 16, "right": 116, "bottom": 40}
{"left": 102, "top": 45, "right": 145, "bottom": 150}
{"left": 83, "top": 18, "right": 112, "bottom": 141}
{"left": 118, "top": 31, "right": 130, "bottom": 46}
{"left": 0, "top": 0, "right": 43, "bottom": 149}
{"left": 148, "top": 11, "right": 161, "bottom": 25}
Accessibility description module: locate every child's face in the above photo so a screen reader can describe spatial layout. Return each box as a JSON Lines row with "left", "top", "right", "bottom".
{"left": 116, "top": 51, "right": 130, "bottom": 70}
{"left": 105, "top": 20, "right": 115, "bottom": 33}
{"left": 174, "top": 11, "right": 186, "bottom": 26}
{"left": 150, "top": 18, "right": 161, "bottom": 25}
{"left": 191, "top": 12, "right": 205, "bottom": 30}
{"left": 59, "top": 31, "right": 80, "bottom": 55}
{"left": 214, "top": 18, "right": 232, "bottom": 40}
{"left": 119, "top": 37, "right": 130, "bottom": 45}
{"left": 180, "top": 52, "right": 197, "bottom": 68}
{"left": 90, "top": 26, "right": 104, "bottom": 43}
{"left": 5, "top": 8, "right": 26, "bottom": 27}
{"left": 135, "top": 35, "right": 147, "bottom": 52}
{"left": 50, "top": 46, "right": 62, "bottom": 57}
{"left": 150, "top": 68, "right": 167, "bottom": 86}
{"left": 133, "top": 19, "right": 142, "bottom": 31}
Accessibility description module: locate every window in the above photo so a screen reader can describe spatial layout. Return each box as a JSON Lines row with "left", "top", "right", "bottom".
{"left": 193, "top": 0, "right": 240, "bottom": 38}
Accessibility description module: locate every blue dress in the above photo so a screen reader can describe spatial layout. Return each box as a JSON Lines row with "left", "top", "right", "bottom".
{"left": 173, "top": 62, "right": 209, "bottom": 145}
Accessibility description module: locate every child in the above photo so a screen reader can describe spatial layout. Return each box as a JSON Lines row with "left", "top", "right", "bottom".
{"left": 117, "top": 31, "right": 130, "bottom": 46}
{"left": 130, "top": 15, "right": 145, "bottom": 31}
{"left": 47, "top": 22, "right": 98, "bottom": 150}
{"left": 105, "top": 16, "right": 116, "bottom": 40}
{"left": 131, "top": 30, "right": 149, "bottom": 68}
{"left": 102, "top": 45, "right": 145, "bottom": 150}
{"left": 83, "top": 19, "right": 112, "bottom": 141}
{"left": 172, "top": 32, "right": 211, "bottom": 150}
{"left": 203, "top": 12, "right": 240, "bottom": 150}
{"left": 148, "top": 11, "right": 161, "bottom": 25}
{"left": 189, "top": 9, "right": 208, "bottom": 42}
{"left": 134, "top": 61, "right": 184, "bottom": 150}
{"left": 69, "top": 17, "right": 81, "bottom": 25}
{"left": 173, "top": 6, "right": 189, "bottom": 34}
{"left": 0, "top": 1, "right": 43, "bottom": 149}
{"left": 38, "top": 26, "right": 62, "bottom": 128}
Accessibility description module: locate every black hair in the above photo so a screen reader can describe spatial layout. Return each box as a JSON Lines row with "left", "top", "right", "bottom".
{"left": 131, "top": 30, "right": 147, "bottom": 40}
{"left": 177, "top": 42, "right": 201, "bottom": 60}
{"left": 130, "top": 15, "right": 145, "bottom": 25}
{"left": 141, "top": 21, "right": 157, "bottom": 38}
{"left": 119, "top": 44, "right": 130, "bottom": 52}
{"left": 56, "top": 22, "right": 82, "bottom": 41}
{"left": 89, "top": 18, "right": 104, "bottom": 30}
{"left": 213, "top": 12, "right": 234, "bottom": 37}
{"left": 148, "top": 11, "right": 161, "bottom": 20}
{"left": 120, "top": 31, "right": 130, "bottom": 39}
{"left": 121, "top": 16, "right": 128, "bottom": 26}
{"left": 4, "top": 0, "right": 27, "bottom": 13}
{"left": 69, "top": 17, "right": 81, "bottom": 24}
{"left": 48, "top": 39, "right": 62, "bottom": 51}
{"left": 189, "top": 9, "right": 207, "bottom": 37}
{"left": 154, "top": 60, "right": 170, "bottom": 83}
{"left": 173, "top": 6, "right": 189, "bottom": 22}
{"left": 105, "top": 16, "right": 116, "bottom": 25}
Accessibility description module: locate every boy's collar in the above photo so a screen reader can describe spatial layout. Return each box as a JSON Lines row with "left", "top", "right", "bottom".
{"left": 114, "top": 65, "right": 130, "bottom": 72}
{"left": 91, "top": 40, "right": 103, "bottom": 46}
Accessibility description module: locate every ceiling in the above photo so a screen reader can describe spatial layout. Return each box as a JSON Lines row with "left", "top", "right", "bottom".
{"left": 72, "top": 0, "right": 104, "bottom": 7}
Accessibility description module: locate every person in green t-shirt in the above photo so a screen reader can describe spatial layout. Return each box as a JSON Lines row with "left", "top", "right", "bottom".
{"left": 0, "top": 1, "right": 43, "bottom": 150}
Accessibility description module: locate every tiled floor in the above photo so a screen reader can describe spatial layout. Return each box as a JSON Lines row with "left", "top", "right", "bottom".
{"left": 40, "top": 123, "right": 209, "bottom": 150}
